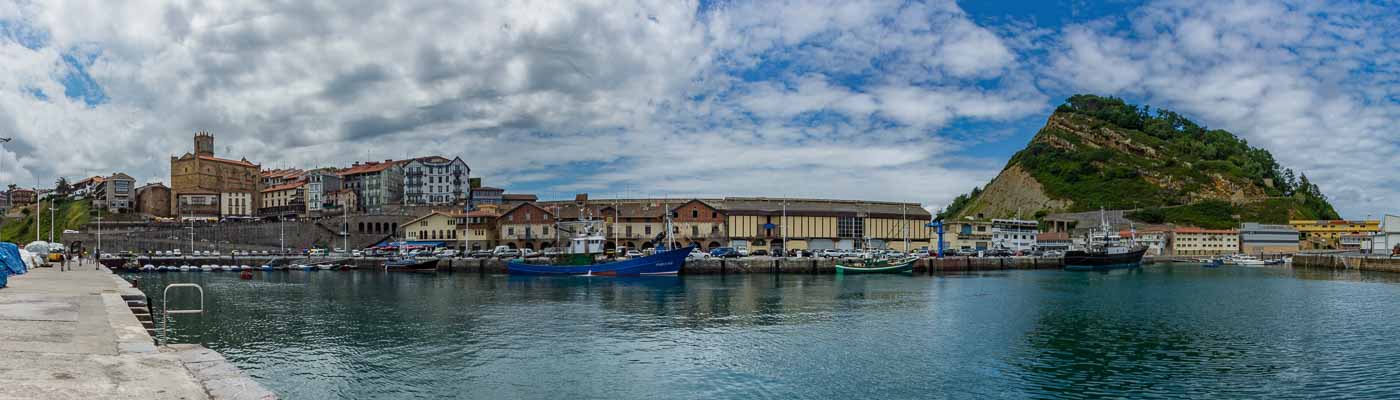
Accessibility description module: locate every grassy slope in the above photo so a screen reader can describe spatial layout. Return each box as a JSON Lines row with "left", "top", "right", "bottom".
{"left": 1, "top": 199, "right": 93, "bottom": 244}
{"left": 947, "top": 95, "right": 1341, "bottom": 225}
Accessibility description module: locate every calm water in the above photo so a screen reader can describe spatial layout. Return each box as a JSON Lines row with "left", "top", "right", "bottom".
{"left": 134, "top": 264, "right": 1400, "bottom": 399}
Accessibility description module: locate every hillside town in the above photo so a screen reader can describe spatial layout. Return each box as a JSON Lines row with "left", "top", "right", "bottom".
{"left": 1, "top": 132, "right": 1396, "bottom": 258}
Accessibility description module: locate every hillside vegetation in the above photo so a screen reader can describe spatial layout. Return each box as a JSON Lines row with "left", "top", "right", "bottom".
{"left": 941, "top": 95, "right": 1340, "bottom": 226}
{"left": 1, "top": 199, "right": 94, "bottom": 245}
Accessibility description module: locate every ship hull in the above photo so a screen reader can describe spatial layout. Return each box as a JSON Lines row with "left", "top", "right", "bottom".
{"left": 1063, "top": 247, "right": 1147, "bottom": 271}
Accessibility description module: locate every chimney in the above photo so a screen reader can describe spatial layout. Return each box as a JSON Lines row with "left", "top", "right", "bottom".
{"left": 575, "top": 193, "right": 588, "bottom": 202}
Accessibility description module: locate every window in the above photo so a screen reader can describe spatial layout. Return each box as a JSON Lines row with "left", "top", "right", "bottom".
{"left": 692, "top": 210, "right": 698, "bottom": 218}
{"left": 626, "top": 226, "right": 633, "bottom": 237}
{"left": 691, "top": 226, "right": 699, "bottom": 237}
{"left": 645, "top": 226, "right": 652, "bottom": 235}
{"left": 543, "top": 226, "right": 549, "bottom": 235}
{"left": 508, "top": 227, "right": 514, "bottom": 236}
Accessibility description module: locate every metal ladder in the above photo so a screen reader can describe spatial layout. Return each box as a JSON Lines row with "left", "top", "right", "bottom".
{"left": 160, "top": 283, "right": 205, "bottom": 345}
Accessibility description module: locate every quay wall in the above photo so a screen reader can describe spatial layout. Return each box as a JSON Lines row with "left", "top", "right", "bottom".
{"left": 1294, "top": 254, "right": 1400, "bottom": 273}
{"left": 441, "top": 256, "right": 1065, "bottom": 274}
{"left": 112, "top": 255, "right": 1071, "bottom": 274}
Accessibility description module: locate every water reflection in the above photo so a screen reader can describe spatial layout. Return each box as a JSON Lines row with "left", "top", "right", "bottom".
{"left": 134, "top": 265, "right": 1400, "bottom": 399}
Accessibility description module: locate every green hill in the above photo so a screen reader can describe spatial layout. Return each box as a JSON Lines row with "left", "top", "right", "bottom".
{"left": 940, "top": 95, "right": 1339, "bottom": 228}
{"left": 1, "top": 199, "right": 94, "bottom": 245}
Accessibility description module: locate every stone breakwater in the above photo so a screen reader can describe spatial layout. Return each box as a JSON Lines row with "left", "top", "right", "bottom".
{"left": 1294, "top": 254, "right": 1400, "bottom": 273}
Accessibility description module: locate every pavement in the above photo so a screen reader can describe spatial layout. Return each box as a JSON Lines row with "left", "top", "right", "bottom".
{"left": 0, "top": 260, "right": 275, "bottom": 400}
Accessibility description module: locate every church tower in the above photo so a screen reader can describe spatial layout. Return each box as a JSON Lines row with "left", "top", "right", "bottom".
{"left": 194, "top": 131, "right": 215, "bottom": 156}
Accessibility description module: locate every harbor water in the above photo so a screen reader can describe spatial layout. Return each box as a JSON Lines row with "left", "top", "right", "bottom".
{"left": 135, "top": 264, "right": 1400, "bottom": 399}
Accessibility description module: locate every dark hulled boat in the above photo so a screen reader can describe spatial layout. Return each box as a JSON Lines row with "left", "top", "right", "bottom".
{"left": 1063, "top": 246, "right": 1147, "bottom": 271}
{"left": 384, "top": 257, "right": 439, "bottom": 272}
{"left": 1064, "top": 208, "right": 1148, "bottom": 271}
{"left": 507, "top": 245, "right": 690, "bottom": 276}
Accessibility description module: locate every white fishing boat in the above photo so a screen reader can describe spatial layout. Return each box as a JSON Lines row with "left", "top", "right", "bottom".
{"left": 1228, "top": 255, "right": 1267, "bottom": 266}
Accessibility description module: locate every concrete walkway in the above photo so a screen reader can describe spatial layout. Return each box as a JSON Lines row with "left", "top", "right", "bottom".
{"left": 0, "top": 261, "right": 274, "bottom": 399}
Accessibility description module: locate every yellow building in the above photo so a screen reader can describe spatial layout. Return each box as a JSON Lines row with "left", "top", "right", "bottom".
{"left": 404, "top": 211, "right": 462, "bottom": 242}
{"left": 943, "top": 220, "right": 993, "bottom": 252}
{"left": 1171, "top": 228, "right": 1239, "bottom": 256}
{"left": 723, "top": 198, "right": 931, "bottom": 253}
{"left": 259, "top": 181, "right": 306, "bottom": 219}
{"left": 1289, "top": 220, "right": 1380, "bottom": 242}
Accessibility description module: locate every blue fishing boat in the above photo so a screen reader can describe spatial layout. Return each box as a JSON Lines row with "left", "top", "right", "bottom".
{"left": 507, "top": 245, "right": 691, "bottom": 276}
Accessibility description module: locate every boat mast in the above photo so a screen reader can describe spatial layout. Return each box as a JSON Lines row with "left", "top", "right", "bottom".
{"left": 902, "top": 203, "right": 909, "bottom": 252}
{"left": 781, "top": 200, "right": 787, "bottom": 256}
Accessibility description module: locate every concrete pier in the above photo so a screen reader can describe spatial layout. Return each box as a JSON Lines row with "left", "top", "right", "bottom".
{"left": 0, "top": 262, "right": 275, "bottom": 399}
{"left": 1294, "top": 254, "right": 1400, "bottom": 273}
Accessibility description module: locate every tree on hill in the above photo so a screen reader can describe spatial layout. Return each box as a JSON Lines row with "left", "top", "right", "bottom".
{"left": 54, "top": 177, "right": 71, "bottom": 197}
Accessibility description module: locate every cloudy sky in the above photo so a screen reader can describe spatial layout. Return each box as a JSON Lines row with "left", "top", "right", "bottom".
{"left": 0, "top": 0, "right": 1396, "bottom": 218}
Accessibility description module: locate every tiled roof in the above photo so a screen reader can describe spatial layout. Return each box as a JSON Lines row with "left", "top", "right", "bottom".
{"left": 722, "top": 197, "right": 929, "bottom": 218}
{"left": 261, "top": 181, "right": 306, "bottom": 193}
{"left": 198, "top": 155, "right": 258, "bottom": 168}
{"left": 261, "top": 168, "right": 306, "bottom": 179}
{"left": 502, "top": 193, "right": 538, "bottom": 201}
{"left": 338, "top": 161, "right": 398, "bottom": 176}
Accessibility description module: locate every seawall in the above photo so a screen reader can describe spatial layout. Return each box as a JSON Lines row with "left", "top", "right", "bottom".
{"left": 438, "top": 256, "right": 1067, "bottom": 274}
{"left": 1294, "top": 254, "right": 1400, "bottom": 273}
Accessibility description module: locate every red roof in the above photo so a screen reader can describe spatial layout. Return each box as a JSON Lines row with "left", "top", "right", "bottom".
{"left": 261, "top": 168, "right": 306, "bottom": 179}
{"left": 502, "top": 193, "right": 537, "bottom": 201}
{"left": 338, "top": 161, "right": 398, "bottom": 176}
{"left": 198, "top": 155, "right": 258, "bottom": 168}
{"left": 261, "top": 181, "right": 306, "bottom": 193}
{"left": 466, "top": 210, "right": 498, "bottom": 217}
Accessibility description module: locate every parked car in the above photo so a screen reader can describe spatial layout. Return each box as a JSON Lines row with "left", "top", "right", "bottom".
{"left": 751, "top": 249, "right": 769, "bottom": 256}
{"left": 710, "top": 247, "right": 741, "bottom": 258}
{"left": 172, "top": 249, "right": 181, "bottom": 256}
{"left": 471, "top": 250, "right": 494, "bottom": 258}
{"left": 492, "top": 246, "right": 520, "bottom": 258}
{"left": 687, "top": 249, "right": 711, "bottom": 260}
{"left": 352, "top": 250, "right": 363, "bottom": 257}
{"left": 625, "top": 250, "right": 643, "bottom": 258}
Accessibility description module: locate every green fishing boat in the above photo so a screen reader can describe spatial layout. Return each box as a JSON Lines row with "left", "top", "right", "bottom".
{"left": 835, "top": 257, "right": 918, "bottom": 274}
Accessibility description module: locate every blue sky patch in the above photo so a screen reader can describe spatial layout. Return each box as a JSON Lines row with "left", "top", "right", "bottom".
{"left": 59, "top": 52, "right": 108, "bottom": 106}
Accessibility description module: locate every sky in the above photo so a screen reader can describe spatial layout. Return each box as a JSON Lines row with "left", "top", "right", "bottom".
{"left": 0, "top": 0, "right": 1396, "bottom": 219}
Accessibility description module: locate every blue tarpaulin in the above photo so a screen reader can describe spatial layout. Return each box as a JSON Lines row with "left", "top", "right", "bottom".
{"left": 0, "top": 242, "right": 27, "bottom": 289}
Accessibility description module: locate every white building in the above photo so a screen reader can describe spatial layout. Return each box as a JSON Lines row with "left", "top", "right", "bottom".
{"left": 220, "top": 192, "right": 253, "bottom": 217}
{"left": 403, "top": 156, "right": 470, "bottom": 206}
{"left": 991, "top": 219, "right": 1038, "bottom": 252}
{"left": 1368, "top": 214, "right": 1399, "bottom": 254}
{"left": 305, "top": 169, "right": 342, "bottom": 217}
